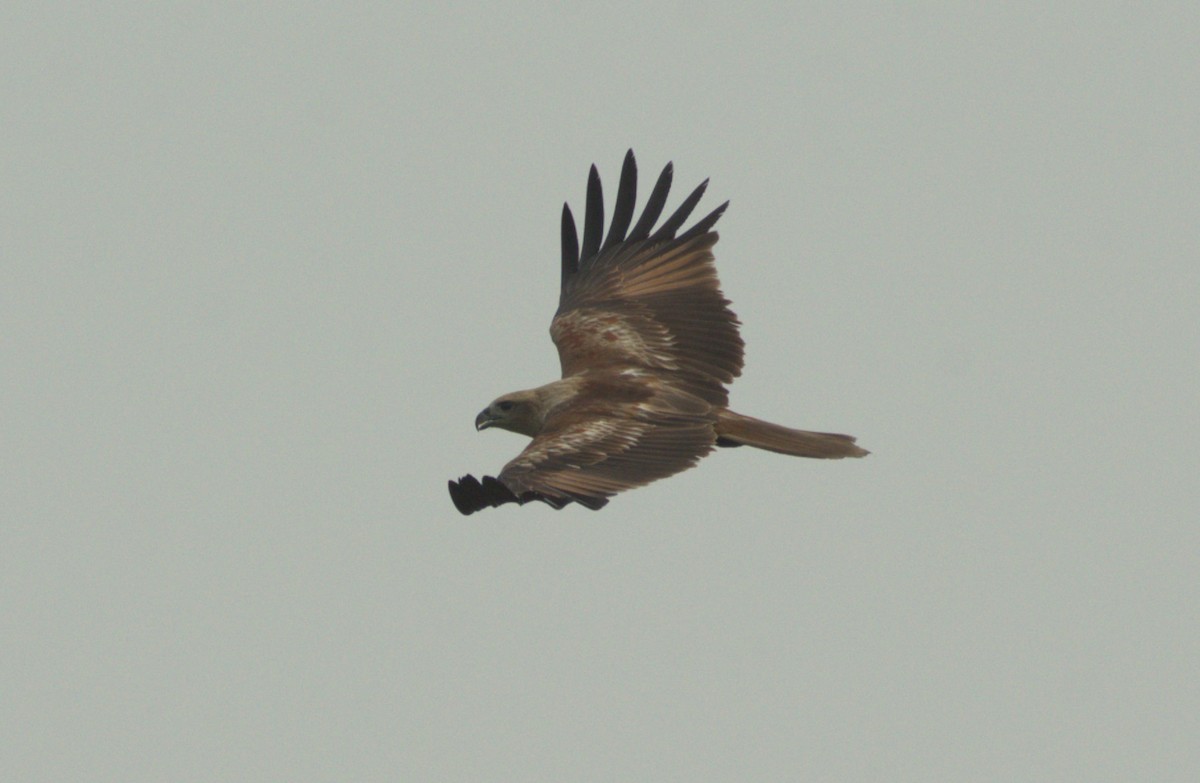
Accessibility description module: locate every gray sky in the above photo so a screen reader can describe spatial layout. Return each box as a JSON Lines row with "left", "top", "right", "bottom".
{"left": 4, "top": 3, "right": 1197, "bottom": 781}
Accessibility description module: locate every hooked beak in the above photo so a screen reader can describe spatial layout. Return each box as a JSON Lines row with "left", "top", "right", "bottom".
{"left": 475, "top": 408, "right": 495, "bottom": 431}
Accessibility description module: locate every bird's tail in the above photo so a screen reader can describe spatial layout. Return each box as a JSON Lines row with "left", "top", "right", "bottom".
{"left": 715, "top": 410, "right": 869, "bottom": 459}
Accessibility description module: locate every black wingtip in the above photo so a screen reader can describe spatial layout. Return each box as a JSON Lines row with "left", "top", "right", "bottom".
{"left": 448, "top": 475, "right": 579, "bottom": 515}
{"left": 561, "top": 203, "right": 579, "bottom": 287}
{"left": 563, "top": 154, "right": 728, "bottom": 276}
{"left": 649, "top": 177, "right": 709, "bottom": 243}
{"left": 627, "top": 161, "right": 674, "bottom": 242}
{"left": 580, "top": 165, "right": 604, "bottom": 263}
{"left": 449, "top": 475, "right": 519, "bottom": 515}
{"left": 601, "top": 150, "right": 638, "bottom": 254}
{"left": 676, "top": 199, "right": 729, "bottom": 243}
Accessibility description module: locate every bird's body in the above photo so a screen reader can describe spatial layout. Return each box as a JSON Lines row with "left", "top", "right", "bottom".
{"left": 449, "top": 152, "right": 867, "bottom": 514}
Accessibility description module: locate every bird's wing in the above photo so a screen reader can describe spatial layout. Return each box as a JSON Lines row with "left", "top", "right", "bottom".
{"left": 448, "top": 375, "right": 716, "bottom": 514}
{"left": 552, "top": 151, "right": 744, "bottom": 406}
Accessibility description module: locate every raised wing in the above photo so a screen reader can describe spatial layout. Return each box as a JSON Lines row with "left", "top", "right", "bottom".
{"left": 553, "top": 151, "right": 744, "bottom": 406}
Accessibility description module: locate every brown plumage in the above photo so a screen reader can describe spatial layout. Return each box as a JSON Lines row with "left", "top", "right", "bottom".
{"left": 448, "top": 151, "right": 867, "bottom": 515}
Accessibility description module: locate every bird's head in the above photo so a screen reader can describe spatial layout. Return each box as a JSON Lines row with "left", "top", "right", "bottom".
{"left": 475, "top": 391, "right": 542, "bottom": 437}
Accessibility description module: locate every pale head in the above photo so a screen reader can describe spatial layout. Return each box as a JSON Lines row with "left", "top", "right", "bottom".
{"left": 474, "top": 390, "right": 543, "bottom": 437}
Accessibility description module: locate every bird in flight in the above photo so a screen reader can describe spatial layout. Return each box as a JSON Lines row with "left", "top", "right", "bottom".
{"left": 449, "top": 151, "right": 867, "bottom": 514}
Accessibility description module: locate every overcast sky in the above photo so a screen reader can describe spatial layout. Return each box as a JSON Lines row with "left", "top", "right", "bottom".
{"left": 4, "top": 3, "right": 1198, "bottom": 781}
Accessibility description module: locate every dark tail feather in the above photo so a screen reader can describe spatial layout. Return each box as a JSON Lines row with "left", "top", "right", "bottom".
{"left": 715, "top": 410, "right": 869, "bottom": 459}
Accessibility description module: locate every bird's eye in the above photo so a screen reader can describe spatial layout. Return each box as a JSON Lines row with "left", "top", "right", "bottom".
{"left": 497, "top": 401, "right": 514, "bottom": 412}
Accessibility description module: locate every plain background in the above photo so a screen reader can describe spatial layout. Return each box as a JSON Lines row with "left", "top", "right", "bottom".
{"left": 3, "top": 3, "right": 1197, "bottom": 780}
